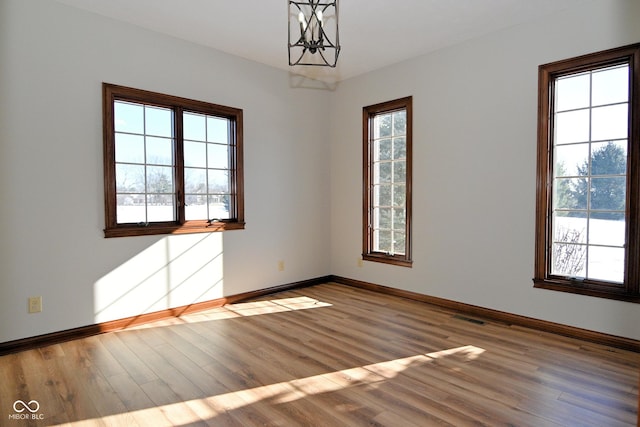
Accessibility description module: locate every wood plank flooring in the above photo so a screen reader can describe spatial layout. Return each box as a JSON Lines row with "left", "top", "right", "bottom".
{"left": 0, "top": 282, "right": 638, "bottom": 426}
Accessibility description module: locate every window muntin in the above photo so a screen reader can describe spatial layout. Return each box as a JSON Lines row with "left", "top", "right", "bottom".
{"left": 534, "top": 43, "right": 640, "bottom": 302}
{"left": 103, "top": 83, "right": 244, "bottom": 237}
{"left": 363, "top": 97, "right": 412, "bottom": 267}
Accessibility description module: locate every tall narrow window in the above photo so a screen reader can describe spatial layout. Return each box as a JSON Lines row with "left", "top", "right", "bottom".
{"left": 535, "top": 43, "right": 640, "bottom": 302}
{"left": 363, "top": 97, "right": 413, "bottom": 267}
{"left": 103, "top": 83, "right": 244, "bottom": 237}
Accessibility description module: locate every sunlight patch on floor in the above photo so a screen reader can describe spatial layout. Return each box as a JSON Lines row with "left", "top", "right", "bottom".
{"left": 176, "top": 296, "right": 333, "bottom": 324}
{"left": 52, "top": 345, "right": 485, "bottom": 426}
{"left": 226, "top": 296, "right": 333, "bottom": 316}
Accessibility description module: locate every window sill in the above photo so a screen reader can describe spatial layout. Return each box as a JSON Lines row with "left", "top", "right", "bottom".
{"left": 104, "top": 221, "right": 245, "bottom": 238}
{"left": 362, "top": 253, "right": 413, "bottom": 268}
{"left": 533, "top": 278, "right": 640, "bottom": 304}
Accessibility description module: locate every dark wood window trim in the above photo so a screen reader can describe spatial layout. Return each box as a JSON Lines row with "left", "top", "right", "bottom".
{"left": 363, "top": 96, "right": 413, "bottom": 267}
{"left": 534, "top": 43, "right": 640, "bottom": 302}
{"left": 103, "top": 83, "right": 244, "bottom": 238}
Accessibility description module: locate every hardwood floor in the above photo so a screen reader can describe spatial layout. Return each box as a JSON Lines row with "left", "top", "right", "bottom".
{"left": 0, "top": 282, "right": 638, "bottom": 426}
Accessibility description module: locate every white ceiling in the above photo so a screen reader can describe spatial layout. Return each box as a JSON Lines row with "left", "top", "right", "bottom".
{"left": 54, "top": 0, "right": 591, "bottom": 82}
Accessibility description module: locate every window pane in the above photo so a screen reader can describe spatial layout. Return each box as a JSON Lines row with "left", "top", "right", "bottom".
{"left": 375, "top": 184, "right": 392, "bottom": 207}
{"left": 146, "top": 137, "right": 173, "bottom": 166}
{"left": 145, "top": 106, "right": 172, "bottom": 137}
{"left": 553, "top": 177, "right": 587, "bottom": 210}
{"left": 376, "top": 139, "right": 392, "bottom": 160}
{"left": 146, "top": 195, "right": 175, "bottom": 222}
{"left": 184, "top": 112, "right": 206, "bottom": 141}
{"left": 393, "top": 232, "right": 406, "bottom": 255}
{"left": 184, "top": 141, "right": 207, "bottom": 168}
{"left": 185, "top": 192, "right": 206, "bottom": 206}
{"left": 591, "top": 104, "right": 628, "bottom": 141}
{"left": 588, "top": 246, "right": 624, "bottom": 283}
{"left": 393, "top": 111, "right": 406, "bottom": 135}
{"left": 555, "top": 73, "right": 590, "bottom": 112}
{"left": 589, "top": 177, "right": 626, "bottom": 211}
{"left": 208, "top": 170, "right": 229, "bottom": 193}
{"left": 552, "top": 242, "right": 586, "bottom": 277}
{"left": 185, "top": 202, "right": 207, "bottom": 221}
{"left": 207, "top": 143, "right": 229, "bottom": 169}
{"left": 589, "top": 215, "right": 625, "bottom": 246}
{"left": 375, "top": 207, "right": 392, "bottom": 229}
{"left": 116, "top": 164, "right": 144, "bottom": 193}
{"left": 210, "top": 195, "right": 230, "bottom": 219}
{"left": 393, "top": 184, "right": 406, "bottom": 207}
{"left": 114, "top": 101, "right": 143, "bottom": 134}
{"left": 207, "top": 117, "right": 229, "bottom": 143}
{"left": 376, "top": 162, "right": 392, "bottom": 183}
{"left": 374, "top": 229, "right": 392, "bottom": 253}
{"left": 185, "top": 168, "right": 206, "bottom": 193}
{"left": 393, "top": 137, "right": 406, "bottom": 160}
{"left": 115, "top": 134, "right": 144, "bottom": 164}
{"left": 554, "top": 143, "right": 588, "bottom": 177}
{"left": 393, "top": 208, "right": 406, "bottom": 229}
{"left": 590, "top": 141, "right": 627, "bottom": 175}
{"left": 116, "top": 196, "right": 146, "bottom": 224}
{"left": 555, "top": 110, "right": 590, "bottom": 144}
{"left": 146, "top": 166, "right": 174, "bottom": 194}
{"left": 553, "top": 215, "right": 587, "bottom": 244}
{"left": 393, "top": 160, "right": 406, "bottom": 183}
{"left": 592, "top": 65, "right": 629, "bottom": 107}
{"left": 375, "top": 114, "right": 392, "bottom": 138}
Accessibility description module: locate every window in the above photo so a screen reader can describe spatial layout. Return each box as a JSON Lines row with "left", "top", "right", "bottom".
{"left": 363, "top": 97, "right": 413, "bottom": 267}
{"left": 103, "top": 83, "right": 244, "bottom": 237}
{"left": 535, "top": 43, "right": 640, "bottom": 302}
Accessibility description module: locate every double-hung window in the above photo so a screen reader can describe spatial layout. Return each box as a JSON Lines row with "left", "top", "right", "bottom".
{"left": 534, "top": 44, "right": 640, "bottom": 302}
{"left": 363, "top": 97, "right": 413, "bottom": 267}
{"left": 103, "top": 83, "right": 244, "bottom": 237}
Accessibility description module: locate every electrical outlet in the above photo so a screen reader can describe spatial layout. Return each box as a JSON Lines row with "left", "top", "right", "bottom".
{"left": 278, "top": 260, "right": 285, "bottom": 271}
{"left": 28, "top": 296, "right": 42, "bottom": 314}
{"left": 357, "top": 258, "right": 364, "bottom": 268}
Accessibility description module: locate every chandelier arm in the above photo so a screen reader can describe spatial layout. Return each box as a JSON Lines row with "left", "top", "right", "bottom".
{"left": 316, "top": 47, "right": 336, "bottom": 67}
{"left": 290, "top": 48, "right": 309, "bottom": 66}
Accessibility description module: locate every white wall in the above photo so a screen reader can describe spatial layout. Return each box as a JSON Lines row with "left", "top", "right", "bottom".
{"left": 330, "top": 0, "right": 640, "bottom": 340}
{"left": 0, "top": 0, "right": 331, "bottom": 342}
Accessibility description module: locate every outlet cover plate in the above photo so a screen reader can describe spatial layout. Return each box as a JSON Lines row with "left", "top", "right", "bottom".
{"left": 28, "top": 296, "right": 42, "bottom": 313}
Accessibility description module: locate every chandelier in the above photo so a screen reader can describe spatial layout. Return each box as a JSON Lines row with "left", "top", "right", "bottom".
{"left": 288, "top": 0, "right": 340, "bottom": 67}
